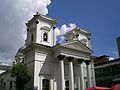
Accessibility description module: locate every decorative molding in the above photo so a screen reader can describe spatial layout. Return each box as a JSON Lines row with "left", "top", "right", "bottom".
{"left": 67, "top": 56, "right": 74, "bottom": 62}
{"left": 84, "top": 60, "right": 91, "bottom": 65}
{"left": 77, "top": 59, "right": 84, "bottom": 64}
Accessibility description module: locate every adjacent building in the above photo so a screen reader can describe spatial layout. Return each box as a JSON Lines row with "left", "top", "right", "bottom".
{"left": 0, "top": 62, "right": 11, "bottom": 74}
{"left": 94, "top": 56, "right": 120, "bottom": 87}
{"left": 0, "top": 63, "right": 14, "bottom": 90}
{"left": 94, "top": 37, "right": 120, "bottom": 87}
{"left": 116, "top": 37, "right": 120, "bottom": 57}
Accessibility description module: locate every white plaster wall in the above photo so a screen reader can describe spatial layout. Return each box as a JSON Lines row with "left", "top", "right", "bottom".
{"left": 34, "top": 61, "right": 41, "bottom": 90}
{"left": 34, "top": 51, "right": 57, "bottom": 90}
{"left": 25, "top": 47, "right": 94, "bottom": 90}
{"left": 35, "top": 52, "right": 47, "bottom": 62}
{"left": 26, "top": 22, "right": 36, "bottom": 45}
{"left": 25, "top": 51, "right": 35, "bottom": 64}
{"left": 36, "top": 20, "right": 54, "bottom": 46}
{"left": 26, "top": 49, "right": 94, "bottom": 90}
{"left": 26, "top": 18, "right": 55, "bottom": 47}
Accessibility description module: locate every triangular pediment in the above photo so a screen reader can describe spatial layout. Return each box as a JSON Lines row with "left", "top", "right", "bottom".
{"left": 60, "top": 40, "right": 93, "bottom": 54}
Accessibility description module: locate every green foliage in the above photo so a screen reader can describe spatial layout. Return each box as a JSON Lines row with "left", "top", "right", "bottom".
{"left": 11, "top": 64, "right": 31, "bottom": 90}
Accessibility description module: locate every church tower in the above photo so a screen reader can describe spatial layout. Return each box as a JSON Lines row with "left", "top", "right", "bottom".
{"left": 25, "top": 12, "right": 56, "bottom": 47}
{"left": 23, "top": 13, "right": 57, "bottom": 90}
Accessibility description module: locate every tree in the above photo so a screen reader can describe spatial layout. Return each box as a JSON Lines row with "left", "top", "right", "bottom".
{"left": 11, "top": 64, "right": 31, "bottom": 90}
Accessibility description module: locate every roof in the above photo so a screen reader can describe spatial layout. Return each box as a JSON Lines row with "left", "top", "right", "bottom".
{"left": 95, "top": 58, "right": 120, "bottom": 66}
{"left": 96, "top": 55, "right": 109, "bottom": 60}
{"left": 60, "top": 40, "right": 93, "bottom": 53}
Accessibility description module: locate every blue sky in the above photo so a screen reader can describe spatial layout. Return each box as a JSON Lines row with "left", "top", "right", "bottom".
{"left": 48, "top": 0, "right": 120, "bottom": 58}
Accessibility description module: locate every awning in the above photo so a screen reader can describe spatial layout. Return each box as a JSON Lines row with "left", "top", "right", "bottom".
{"left": 111, "top": 84, "right": 120, "bottom": 90}
{"left": 85, "top": 86, "right": 110, "bottom": 90}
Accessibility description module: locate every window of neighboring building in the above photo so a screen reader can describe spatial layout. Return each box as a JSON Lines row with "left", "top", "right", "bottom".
{"left": 9, "top": 81, "right": 13, "bottom": 89}
{"left": 42, "top": 79, "right": 49, "bottom": 90}
{"left": 43, "top": 33, "right": 48, "bottom": 42}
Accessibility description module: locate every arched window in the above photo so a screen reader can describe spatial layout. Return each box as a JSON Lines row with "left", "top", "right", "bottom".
{"left": 43, "top": 33, "right": 48, "bottom": 42}
{"left": 42, "top": 79, "right": 49, "bottom": 90}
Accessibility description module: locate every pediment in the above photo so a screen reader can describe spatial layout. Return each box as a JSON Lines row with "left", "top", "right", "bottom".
{"left": 60, "top": 40, "right": 93, "bottom": 54}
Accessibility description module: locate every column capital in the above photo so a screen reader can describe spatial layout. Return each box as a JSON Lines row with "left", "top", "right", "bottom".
{"left": 57, "top": 55, "right": 65, "bottom": 60}
{"left": 67, "top": 56, "right": 74, "bottom": 62}
{"left": 84, "top": 60, "right": 91, "bottom": 65}
{"left": 77, "top": 59, "right": 84, "bottom": 64}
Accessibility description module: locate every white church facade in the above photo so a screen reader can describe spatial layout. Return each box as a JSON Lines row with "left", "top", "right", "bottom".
{"left": 0, "top": 12, "right": 96, "bottom": 90}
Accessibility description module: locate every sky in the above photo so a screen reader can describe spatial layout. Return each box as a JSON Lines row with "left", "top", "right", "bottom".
{"left": 0, "top": 0, "right": 120, "bottom": 64}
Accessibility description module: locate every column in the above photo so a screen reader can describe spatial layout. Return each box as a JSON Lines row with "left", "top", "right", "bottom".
{"left": 53, "top": 79, "right": 57, "bottom": 90}
{"left": 67, "top": 57, "right": 74, "bottom": 90}
{"left": 57, "top": 55, "right": 65, "bottom": 90}
{"left": 39, "top": 76, "right": 42, "bottom": 90}
{"left": 84, "top": 60, "right": 92, "bottom": 88}
{"left": 77, "top": 59, "right": 84, "bottom": 90}
{"left": 91, "top": 61, "right": 96, "bottom": 86}
{"left": 50, "top": 79, "right": 53, "bottom": 90}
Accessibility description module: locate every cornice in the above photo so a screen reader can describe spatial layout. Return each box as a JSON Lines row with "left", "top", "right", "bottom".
{"left": 25, "top": 14, "right": 56, "bottom": 28}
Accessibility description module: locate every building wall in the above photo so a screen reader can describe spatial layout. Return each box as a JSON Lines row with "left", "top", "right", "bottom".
{"left": 31, "top": 49, "right": 94, "bottom": 90}
{"left": 0, "top": 64, "right": 11, "bottom": 74}
{"left": 95, "top": 59, "right": 120, "bottom": 87}
{"left": 0, "top": 71, "right": 15, "bottom": 90}
{"left": 116, "top": 37, "right": 120, "bottom": 57}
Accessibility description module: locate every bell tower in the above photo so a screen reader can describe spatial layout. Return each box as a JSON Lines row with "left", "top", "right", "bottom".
{"left": 25, "top": 12, "right": 56, "bottom": 47}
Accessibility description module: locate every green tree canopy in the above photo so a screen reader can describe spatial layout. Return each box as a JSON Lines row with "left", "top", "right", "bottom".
{"left": 11, "top": 64, "right": 31, "bottom": 90}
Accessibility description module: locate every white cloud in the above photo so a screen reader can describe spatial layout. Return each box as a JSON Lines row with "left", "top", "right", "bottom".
{"left": 0, "top": 0, "right": 51, "bottom": 64}
{"left": 60, "top": 23, "right": 77, "bottom": 34}
{"left": 57, "top": 35, "right": 66, "bottom": 44}
{"left": 0, "top": 0, "right": 76, "bottom": 64}
{"left": 54, "top": 27, "right": 60, "bottom": 36}
{"left": 69, "top": 23, "right": 77, "bottom": 30}
{"left": 109, "top": 57, "right": 114, "bottom": 61}
{"left": 60, "top": 24, "right": 69, "bottom": 34}
{"left": 56, "top": 23, "right": 77, "bottom": 43}
{"left": 112, "top": 50, "right": 118, "bottom": 57}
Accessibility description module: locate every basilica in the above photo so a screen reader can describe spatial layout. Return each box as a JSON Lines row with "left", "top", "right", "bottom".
{"left": 0, "top": 12, "right": 95, "bottom": 90}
